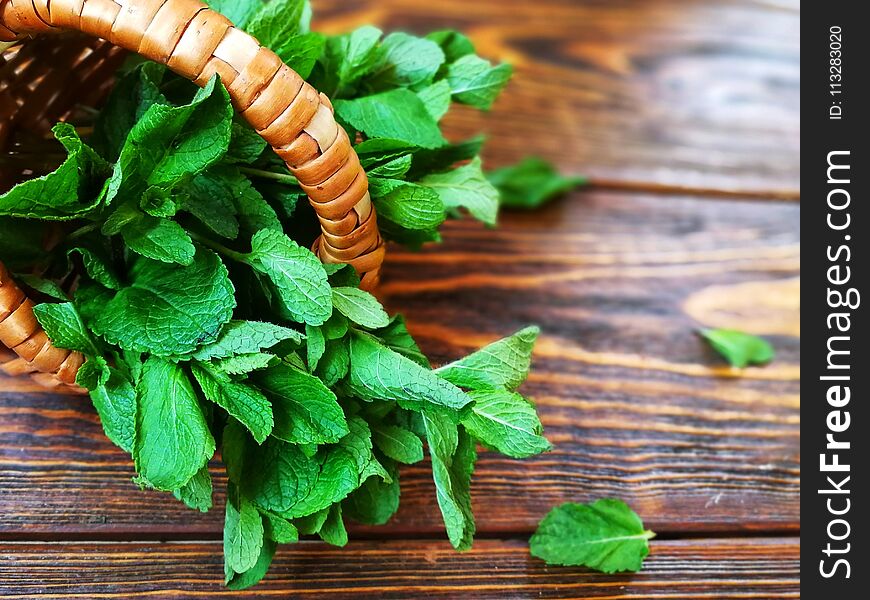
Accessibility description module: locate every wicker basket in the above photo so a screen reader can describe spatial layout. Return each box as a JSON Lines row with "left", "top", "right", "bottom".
{"left": 0, "top": 0, "right": 384, "bottom": 392}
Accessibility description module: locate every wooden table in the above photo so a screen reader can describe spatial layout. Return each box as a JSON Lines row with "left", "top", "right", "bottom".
{"left": 0, "top": 0, "right": 800, "bottom": 597}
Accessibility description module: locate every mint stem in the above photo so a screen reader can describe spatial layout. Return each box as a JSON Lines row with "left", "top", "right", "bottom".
{"left": 238, "top": 167, "right": 299, "bottom": 186}
{"left": 188, "top": 231, "right": 248, "bottom": 263}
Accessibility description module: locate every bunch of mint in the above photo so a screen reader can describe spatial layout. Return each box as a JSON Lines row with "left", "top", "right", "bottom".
{"left": 0, "top": 0, "right": 593, "bottom": 588}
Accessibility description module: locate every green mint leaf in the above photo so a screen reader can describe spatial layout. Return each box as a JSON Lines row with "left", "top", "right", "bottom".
{"left": 92, "top": 248, "right": 235, "bottom": 356}
{"left": 173, "top": 465, "right": 213, "bottom": 512}
{"left": 406, "top": 136, "right": 485, "bottom": 180}
{"left": 371, "top": 32, "right": 445, "bottom": 88}
{"left": 530, "top": 499, "right": 655, "bottom": 572}
{"left": 294, "top": 507, "right": 330, "bottom": 535}
{"left": 275, "top": 32, "right": 325, "bottom": 79}
{"left": 68, "top": 247, "right": 122, "bottom": 290}
{"left": 107, "top": 76, "right": 233, "bottom": 205}
{"left": 192, "top": 362, "right": 274, "bottom": 444}
{"left": 321, "top": 25, "right": 383, "bottom": 95}
{"left": 183, "top": 170, "right": 241, "bottom": 239}
{"left": 224, "top": 483, "right": 265, "bottom": 578}
{"left": 263, "top": 511, "right": 299, "bottom": 543}
{"left": 372, "top": 182, "right": 445, "bottom": 232}
{"left": 335, "top": 89, "right": 446, "bottom": 149}
{"left": 134, "top": 357, "right": 216, "bottom": 491}
{"left": 0, "top": 219, "right": 51, "bottom": 270}
{"left": 92, "top": 62, "right": 167, "bottom": 162}
{"left": 225, "top": 117, "right": 267, "bottom": 165}
{"left": 33, "top": 302, "right": 99, "bottom": 355}
{"left": 461, "top": 389, "right": 550, "bottom": 458}
{"left": 245, "top": 417, "right": 376, "bottom": 519}
{"left": 488, "top": 157, "right": 586, "bottom": 209}
{"left": 421, "top": 157, "right": 500, "bottom": 226}
{"left": 190, "top": 320, "right": 303, "bottom": 361}
{"left": 437, "top": 326, "right": 539, "bottom": 391}
{"left": 243, "top": 229, "right": 332, "bottom": 326}
{"left": 331, "top": 287, "right": 390, "bottom": 329}
{"left": 120, "top": 214, "right": 196, "bottom": 265}
{"left": 343, "top": 460, "right": 400, "bottom": 525}
{"left": 372, "top": 424, "right": 424, "bottom": 464}
{"left": 305, "top": 324, "right": 326, "bottom": 370}
{"left": 426, "top": 30, "right": 476, "bottom": 63}
{"left": 225, "top": 539, "right": 276, "bottom": 591}
{"left": 222, "top": 419, "right": 248, "bottom": 486}
{"left": 318, "top": 504, "right": 349, "bottom": 547}
{"left": 88, "top": 367, "right": 136, "bottom": 453}
{"left": 246, "top": 0, "right": 307, "bottom": 47}
{"left": 316, "top": 338, "right": 350, "bottom": 386}
{"left": 367, "top": 155, "right": 414, "bottom": 179}
{"left": 255, "top": 363, "right": 348, "bottom": 445}
{"left": 446, "top": 55, "right": 513, "bottom": 110}
{"left": 424, "top": 413, "right": 476, "bottom": 550}
{"left": 417, "top": 80, "right": 452, "bottom": 121}
{"left": 215, "top": 353, "right": 276, "bottom": 375}
{"left": 348, "top": 331, "right": 472, "bottom": 415}
{"left": 374, "top": 315, "right": 429, "bottom": 367}
{"left": 0, "top": 124, "right": 108, "bottom": 220}
{"left": 699, "top": 329, "right": 775, "bottom": 368}
{"left": 206, "top": 0, "right": 263, "bottom": 29}
{"left": 76, "top": 356, "right": 110, "bottom": 390}
{"left": 14, "top": 275, "right": 67, "bottom": 301}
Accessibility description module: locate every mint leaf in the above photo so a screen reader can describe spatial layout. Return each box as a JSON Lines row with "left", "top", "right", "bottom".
{"left": 174, "top": 465, "right": 213, "bottom": 512}
{"left": 421, "top": 157, "right": 499, "bottom": 226}
{"left": 243, "top": 229, "right": 332, "bottom": 326}
{"left": 263, "top": 512, "right": 299, "bottom": 543}
{"left": 190, "top": 320, "right": 303, "bottom": 361}
{"left": 14, "top": 274, "right": 68, "bottom": 301}
{"left": 246, "top": 0, "right": 307, "bottom": 47}
{"left": 88, "top": 367, "right": 136, "bottom": 453}
{"left": 446, "top": 55, "right": 513, "bottom": 110}
{"left": 318, "top": 504, "right": 348, "bottom": 547}
{"left": 92, "top": 248, "right": 235, "bottom": 356}
{"left": 335, "top": 89, "right": 446, "bottom": 148}
{"left": 275, "top": 32, "right": 325, "bottom": 79}
{"left": 224, "top": 483, "right": 265, "bottom": 577}
{"left": 424, "top": 413, "right": 476, "bottom": 550}
{"left": 699, "top": 329, "right": 775, "bottom": 368}
{"left": 437, "top": 326, "right": 538, "bottom": 391}
{"left": 76, "top": 356, "right": 110, "bottom": 390}
{"left": 305, "top": 324, "right": 326, "bottom": 370}
{"left": 33, "top": 302, "right": 99, "bottom": 355}
{"left": 417, "top": 80, "right": 452, "bottom": 121}
{"left": 371, "top": 32, "right": 445, "bottom": 88}
{"left": 69, "top": 247, "right": 122, "bottom": 290}
{"left": 192, "top": 362, "right": 274, "bottom": 444}
{"left": 246, "top": 417, "right": 377, "bottom": 518}
{"left": 331, "top": 287, "right": 390, "bottom": 329}
{"left": 215, "top": 353, "right": 276, "bottom": 375}
{"left": 530, "top": 500, "right": 655, "bottom": 572}
{"left": 461, "top": 390, "right": 550, "bottom": 458}
{"left": 343, "top": 461, "right": 400, "bottom": 525}
{"left": 107, "top": 76, "right": 233, "bottom": 205}
{"left": 372, "top": 183, "right": 445, "bottom": 232}
{"left": 255, "top": 364, "right": 348, "bottom": 445}
{"left": 373, "top": 424, "right": 424, "bottom": 464}
{"left": 375, "top": 315, "right": 429, "bottom": 367}
{"left": 321, "top": 25, "right": 383, "bottom": 95}
{"left": 427, "top": 30, "right": 476, "bottom": 63}
{"left": 134, "top": 357, "right": 216, "bottom": 491}
{"left": 225, "top": 118, "right": 267, "bottom": 165}
{"left": 488, "top": 157, "right": 586, "bottom": 209}
{"left": 207, "top": 0, "right": 263, "bottom": 29}
{"left": 120, "top": 214, "right": 196, "bottom": 265}
{"left": 225, "top": 539, "right": 276, "bottom": 591}
{"left": 0, "top": 124, "right": 108, "bottom": 220}
{"left": 317, "top": 339, "right": 350, "bottom": 386}
{"left": 349, "top": 331, "right": 472, "bottom": 414}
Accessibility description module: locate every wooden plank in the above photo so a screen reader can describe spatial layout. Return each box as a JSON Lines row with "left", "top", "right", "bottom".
{"left": 0, "top": 538, "right": 800, "bottom": 598}
{"left": 0, "top": 191, "right": 799, "bottom": 537}
{"left": 313, "top": 0, "right": 800, "bottom": 195}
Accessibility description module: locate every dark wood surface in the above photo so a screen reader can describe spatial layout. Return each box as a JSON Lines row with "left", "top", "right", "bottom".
{"left": 0, "top": 0, "right": 800, "bottom": 597}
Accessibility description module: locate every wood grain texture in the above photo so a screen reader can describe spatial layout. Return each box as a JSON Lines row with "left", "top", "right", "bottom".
{"left": 0, "top": 538, "right": 799, "bottom": 599}
{"left": 313, "top": 0, "right": 800, "bottom": 196}
{"left": 0, "top": 191, "right": 799, "bottom": 538}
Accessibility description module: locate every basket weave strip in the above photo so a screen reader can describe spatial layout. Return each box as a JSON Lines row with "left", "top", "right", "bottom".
{"left": 0, "top": 0, "right": 385, "bottom": 389}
